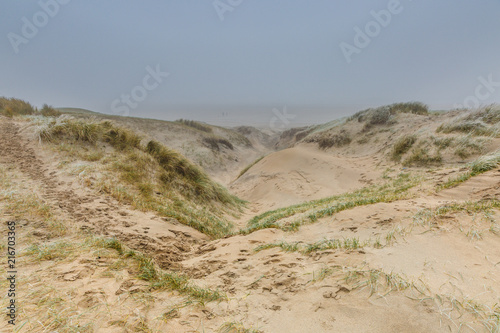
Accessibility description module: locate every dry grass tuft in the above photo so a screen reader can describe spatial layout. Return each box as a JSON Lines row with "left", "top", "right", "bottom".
{"left": 402, "top": 147, "right": 442, "bottom": 167}
{"left": 391, "top": 135, "right": 417, "bottom": 161}
{"left": 438, "top": 150, "right": 500, "bottom": 190}
{"left": 243, "top": 173, "right": 420, "bottom": 234}
{"left": 317, "top": 130, "right": 352, "bottom": 149}
{"left": 175, "top": 119, "right": 213, "bottom": 133}
{"left": 202, "top": 136, "right": 234, "bottom": 151}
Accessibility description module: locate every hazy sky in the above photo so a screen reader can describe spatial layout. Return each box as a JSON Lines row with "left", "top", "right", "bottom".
{"left": 1, "top": 1, "right": 499, "bottom": 126}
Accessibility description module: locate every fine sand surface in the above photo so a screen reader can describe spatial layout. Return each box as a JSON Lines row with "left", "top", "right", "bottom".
{"left": 230, "top": 144, "right": 383, "bottom": 214}
{"left": 1, "top": 111, "right": 499, "bottom": 332}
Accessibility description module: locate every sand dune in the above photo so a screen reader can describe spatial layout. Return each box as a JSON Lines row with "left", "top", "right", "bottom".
{"left": 231, "top": 144, "right": 382, "bottom": 212}
{"left": 1, "top": 103, "right": 500, "bottom": 332}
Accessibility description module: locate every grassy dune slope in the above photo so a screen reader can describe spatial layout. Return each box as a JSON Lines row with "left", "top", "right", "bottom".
{"left": 54, "top": 106, "right": 276, "bottom": 185}
{"left": 0, "top": 97, "right": 244, "bottom": 238}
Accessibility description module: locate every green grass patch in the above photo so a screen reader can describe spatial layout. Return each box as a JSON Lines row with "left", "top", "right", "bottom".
{"left": 242, "top": 173, "right": 419, "bottom": 234}
{"left": 92, "top": 237, "right": 226, "bottom": 304}
{"left": 254, "top": 237, "right": 368, "bottom": 255}
{"left": 25, "top": 242, "right": 73, "bottom": 261}
{"left": 218, "top": 322, "right": 262, "bottom": 333}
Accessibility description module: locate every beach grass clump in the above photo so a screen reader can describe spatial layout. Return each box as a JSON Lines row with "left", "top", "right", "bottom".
{"left": 438, "top": 150, "right": 500, "bottom": 190}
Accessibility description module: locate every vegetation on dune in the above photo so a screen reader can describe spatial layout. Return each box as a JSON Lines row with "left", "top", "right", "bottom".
{"left": 218, "top": 322, "right": 263, "bottom": 333}
{"left": 438, "top": 150, "right": 500, "bottom": 190}
{"left": 437, "top": 105, "right": 500, "bottom": 137}
{"left": 40, "top": 103, "right": 62, "bottom": 117}
{"left": 305, "top": 102, "right": 428, "bottom": 149}
{"left": 316, "top": 129, "right": 352, "bottom": 149}
{"left": 1, "top": 158, "right": 225, "bottom": 332}
{"left": 465, "top": 104, "right": 500, "bottom": 124}
{"left": 277, "top": 126, "right": 316, "bottom": 147}
{"left": 38, "top": 119, "right": 142, "bottom": 150}
{"left": 202, "top": 136, "right": 234, "bottom": 151}
{"left": 388, "top": 102, "right": 429, "bottom": 115}
{"left": 254, "top": 237, "right": 368, "bottom": 255}
{"left": 175, "top": 119, "right": 213, "bottom": 133}
{"left": 414, "top": 199, "right": 500, "bottom": 227}
{"left": 237, "top": 155, "right": 266, "bottom": 179}
{"left": 242, "top": 173, "right": 420, "bottom": 234}
{"left": 26, "top": 242, "right": 74, "bottom": 261}
{"left": 305, "top": 103, "right": 494, "bottom": 168}
{"left": 18, "top": 235, "right": 226, "bottom": 331}
{"left": 0, "top": 97, "right": 60, "bottom": 117}
{"left": 32, "top": 116, "right": 243, "bottom": 238}
{"left": 394, "top": 132, "right": 487, "bottom": 167}
{"left": 436, "top": 121, "right": 498, "bottom": 137}
{"left": 453, "top": 134, "right": 486, "bottom": 159}
{"left": 90, "top": 237, "right": 226, "bottom": 304}
{"left": 175, "top": 119, "right": 250, "bottom": 151}
{"left": 391, "top": 135, "right": 417, "bottom": 161}
{"left": 304, "top": 128, "right": 352, "bottom": 150}
{"left": 2, "top": 97, "right": 244, "bottom": 238}
{"left": 402, "top": 147, "right": 442, "bottom": 167}
{"left": 0, "top": 96, "right": 36, "bottom": 116}
{"left": 349, "top": 102, "right": 429, "bottom": 123}
{"left": 430, "top": 136, "right": 454, "bottom": 149}
{"left": 146, "top": 140, "right": 236, "bottom": 204}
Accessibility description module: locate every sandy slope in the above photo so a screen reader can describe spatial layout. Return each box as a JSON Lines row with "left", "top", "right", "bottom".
{"left": 230, "top": 144, "right": 383, "bottom": 213}
{"left": 1, "top": 116, "right": 500, "bottom": 332}
{"left": 58, "top": 110, "right": 277, "bottom": 186}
